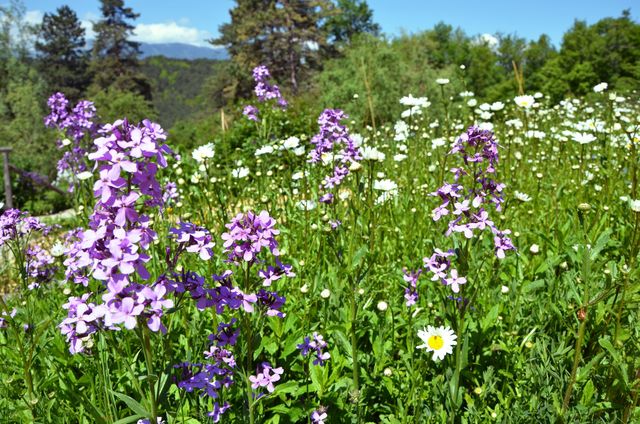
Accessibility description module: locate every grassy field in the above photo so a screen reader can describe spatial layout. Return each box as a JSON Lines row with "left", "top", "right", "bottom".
{"left": 0, "top": 73, "right": 639, "bottom": 423}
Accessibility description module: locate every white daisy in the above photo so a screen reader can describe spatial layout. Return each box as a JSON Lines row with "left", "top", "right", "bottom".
{"left": 514, "top": 95, "right": 535, "bottom": 109}
{"left": 192, "top": 143, "right": 215, "bottom": 163}
{"left": 417, "top": 325, "right": 457, "bottom": 361}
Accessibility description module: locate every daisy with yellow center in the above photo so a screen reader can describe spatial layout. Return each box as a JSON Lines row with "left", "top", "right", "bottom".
{"left": 417, "top": 325, "right": 457, "bottom": 361}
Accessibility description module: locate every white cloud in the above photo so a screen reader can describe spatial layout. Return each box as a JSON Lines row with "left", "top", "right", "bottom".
{"left": 24, "top": 10, "right": 44, "bottom": 25}
{"left": 132, "top": 22, "right": 212, "bottom": 47}
{"left": 479, "top": 33, "right": 499, "bottom": 49}
{"left": 27, "top": 10, "right": 212, "bottom": 48}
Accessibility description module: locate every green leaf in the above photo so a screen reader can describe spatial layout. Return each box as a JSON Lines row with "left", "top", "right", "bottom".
{"left": 579, "top": 379, "right": 596, "bottom": 406}
{"left": 113, "top": 415, "right": 145, "bottom": 424}
{"left": 598, "top": 337, "right": 621, "bottom": 364}
{"left": 481, "top": 304, "right": 500, "bottom": 331}
{"left": 110, "top": 391, "right": 149, "bottom": 417}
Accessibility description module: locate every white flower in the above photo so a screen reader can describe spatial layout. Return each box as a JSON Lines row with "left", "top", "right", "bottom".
{"left": 232, "top": 167, "right": 250, "bottom": 179}
{"left": 431, "top": 138, "right": 446, "bottom": 149}
{"left": 467, "top": 98, "right": 478, "bottom": 107}
{"left": 296, "top": 200, "right": 316, "bottom": 211}
{"left": 501, "top": 285, "right": 509, "bottom": 294}
{"left": 361, "top": 146, "right": 386, "bottom": 162}
{"left": 282, "top": 136, "right": 300, "bottom": 149}
{"left": 478, "top": 122, "right": 494, "bottom": 131}
{"left": 77, "top": 171, "right": 93, "bottom": 181}
{"left": 593, "top": 82, "right": 608, "bottom": 93}
{"left": 514, "top": 191, "right": 532, "bottom": 202}
{"left": 399, "top": 94, "right": 429, "bottom": 107}
{"left": 50, "top": 241, "right": 66, "bottom": 257}
{"left": 630, "top": 199, "right": 640, "bottom": 212}
{"left": 373, "top": 179, "right": 397, "bottom": 191}
{"left": 377, "top": 301, "right": 388, "bottom": 311}
{"left": 436, "top": 78, "right": 450, "bottom": 85}
{"left": 320, "top": 289, "right": 331, "bottom": 299}
{"left": 393, "top": 154, "right": 407, "bottom": 162}
{"left": 417, "top": 325, "right": 457, "bottom": 361}
{"left": 292, "top": 146, "right": 305, "bottom": 156}
{"left": 255, "top": 145, "right": 275, "bottom": 156}
{"left": 514, "top": 95, "right": 535, "bottom": 109}
{"left": 192, "top": 143, "right": 215, "bottom": 162}
{"left": 490, "top": 101, "right": 505, "bottom": 111}
{"left": 61, "top": 138, "right": 72, "bottom": 147}
{"left": 292, "top": 171, "right": 306, "bottom": 180}
{"left": 530, "top": 244, "right": 540, "bottom": 254}
{"left": 459, "top": 91, "right": 474, "bottom": 97}
{"left": 571, "top": 132, "right": 597, "bottom": 144}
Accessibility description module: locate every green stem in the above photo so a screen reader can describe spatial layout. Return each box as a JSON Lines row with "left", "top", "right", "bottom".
{"left": 141, "top": 327, "right": 158, "bottom": 421}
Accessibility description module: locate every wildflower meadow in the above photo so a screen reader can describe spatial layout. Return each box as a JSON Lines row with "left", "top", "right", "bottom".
{"left": 1, "top": 1, "right": 640, "bottom": 423}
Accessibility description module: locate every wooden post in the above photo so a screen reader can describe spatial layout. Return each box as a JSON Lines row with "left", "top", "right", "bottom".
{"left": 0, "top": 147, "right": 12, "bottom": 209}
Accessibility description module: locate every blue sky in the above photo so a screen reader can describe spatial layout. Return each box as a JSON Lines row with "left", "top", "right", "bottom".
{"left": 23, "top": 0, "right": 637, "bottom": 47}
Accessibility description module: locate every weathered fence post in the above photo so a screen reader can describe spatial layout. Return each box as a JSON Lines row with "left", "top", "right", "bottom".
{"left": 0, "top": 147, "right": 12, "bottom": 209}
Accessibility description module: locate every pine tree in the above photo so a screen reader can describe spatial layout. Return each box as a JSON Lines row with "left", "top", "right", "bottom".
{"left": 35, "top": 5, "right": 89, "bottom": 101}
{"left": 213, "top": 0, "right": 330, "bottom": 95}
{"left": 324, "top": 0, "right": 380, "bottom": 45}
{"left": 89, "top": 0, "right": 151, "bottom": 99}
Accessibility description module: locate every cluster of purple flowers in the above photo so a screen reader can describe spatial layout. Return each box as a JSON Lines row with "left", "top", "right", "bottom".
{"left": 308, "top": 109, "right": 362, "bottom": 200}
{"left": 422, "top": 249, "right": 468, "bottom": 293}
{"left": 25, "top": 245, "right": 56, "bottom": 290}
{"left": 430, "top": 127, "right": 515, "bottom": 257}
{"left": 174, "top": 320, "right": 237, "bottom": 422}
{"left": 0, "top": 209, "right": 57, "bottom": 290}
{"left": 60, "top": 118, "right": 177, "bottom": 353}
{"left": 420, "top": 127, "right": 515, "bottom": 296}
{"left": 297, "top": 332, "right": 331, "bottom": 366}
{"left": 169, "top": 222, "right": 214, "bottom": 261}
{"left": 249, "top": 362, "right": 284, "bottom": 395}
{"left": 0, "top": 209, "right": 49, "bottom": 247}
{"left": 221, "top": 210, "right": 281, "bottom": 264}
{"left": 243, "top": 65, "right": 288, "bottom": 122}
{"left": 403, "top": 268, "right": 422, "bottom": 307}
{"left": 44, "top": 92, "right": 98, "bottom": 186}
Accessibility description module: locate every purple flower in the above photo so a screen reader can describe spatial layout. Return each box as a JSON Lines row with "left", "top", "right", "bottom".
{"left": 297, "top": 332, "right": 331, "bottom": 366}
{"left": 444, "top": 269, "right": 467, "bottom": 293}
{"left": 249, "top": 362, "right": 284, "bottom": 394}
{"left": 403, "top": 268, "right": 422, "bottom": 307}
{"left": 311, "top": 408, "right": 328, "bottom": 424}
{"left": 221, "top": 210, "right": 280, "bottom": 264}
{"left": 170, "top": 222, "right": 214, "bottom": 260}
{"left": 243, "top": 105, "right": 259, "bottom": 122}
{"left": 174, "top": 326, "right": 236, "bottom": 422}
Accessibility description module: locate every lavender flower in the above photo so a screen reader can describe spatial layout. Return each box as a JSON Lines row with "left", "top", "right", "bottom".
{"left": 59, "top": 118, "right": 178, "bottom": 350}
{"left": 308, "top": 109, "right": 362, "bottom": 198}
{"left": 44, "top": 92, "right": 98, "bottom": 189}
{"left": 297, "top": 332, "right": 331, "bottom": 366}
{"left": 403, "top": 268, "right": 422, "bottom": 307}
{"left": 175, "top": 324, "right": 236, "bottom": 422}
{"left": 430, "top": 126, "right": 515, "bottom": 257}
{"left": 249, "top": 362, "right": 284, "bottom": 394}
{"left": 169, "top": 222, "right": 215, "bottom": 260}
{"left": 221, "top": 210, "right": 280, "bottom": 264}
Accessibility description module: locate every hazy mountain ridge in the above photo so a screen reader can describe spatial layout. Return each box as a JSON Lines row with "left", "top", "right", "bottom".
{"left": 138, "top": 42, "right": 228, "bottom": 60}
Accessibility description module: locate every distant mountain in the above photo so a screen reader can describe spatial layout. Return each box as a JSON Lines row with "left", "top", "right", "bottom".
{"left": 138, "top": 42, "right": 228, "bottom": 60}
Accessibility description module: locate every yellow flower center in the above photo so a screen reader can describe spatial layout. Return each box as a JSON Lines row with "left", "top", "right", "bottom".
{"left": 428, "top": 335, "right": 444, "bottom": 350}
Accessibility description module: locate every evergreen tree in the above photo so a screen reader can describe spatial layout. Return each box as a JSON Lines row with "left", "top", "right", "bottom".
{"left": 89, "top": 0, "right": 151, "bottom": 99}
{"left": 35, "top": 5, "right": 89, "bottom": 101}
{"left": 213, "top": 0, "right": 330, "bottom": 94}
{"left": 324, "top": 0, "right": 380, "bottom": 45}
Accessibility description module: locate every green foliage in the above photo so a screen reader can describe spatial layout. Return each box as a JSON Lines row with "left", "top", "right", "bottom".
{"left": 89, "top": 0, "right": 151, "bottom": 99}
{"left": 213, "top": 0, "right": 331, "bottom": 94}
{"left": 34, "top": 5, "right": 89, "bottom": 101}
{"left": 90, "top": 87, "right": 157, "bottom": 123}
